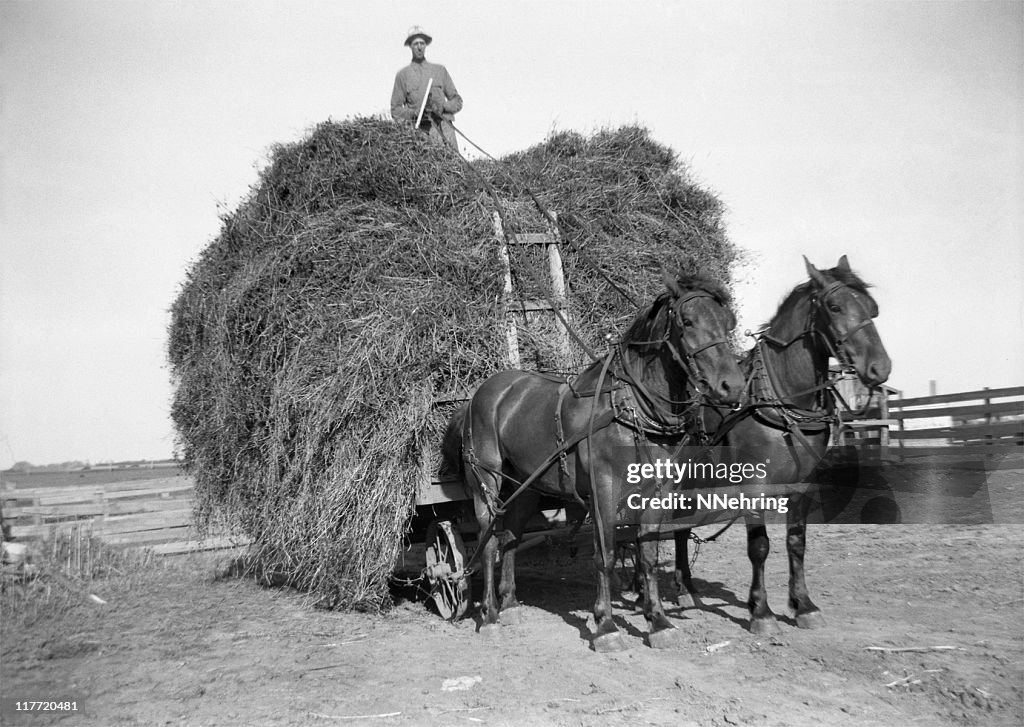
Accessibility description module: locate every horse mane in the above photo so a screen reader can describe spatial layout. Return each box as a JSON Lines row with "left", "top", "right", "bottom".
{"left": 767, "top": 264, "right": 876, "bottom": 329}
{"left": 622, "top": 274, "right": 733, "bottom": 344}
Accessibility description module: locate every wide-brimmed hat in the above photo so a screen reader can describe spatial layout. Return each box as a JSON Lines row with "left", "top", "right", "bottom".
{"left": 404, "top": 26, "right": 432, "bottom": 46}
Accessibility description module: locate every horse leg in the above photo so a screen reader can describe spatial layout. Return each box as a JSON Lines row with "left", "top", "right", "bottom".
{"left": 495, "top": 489, "right": 540, "bottom": 625}
{"left": 471, "top": 486, "right": 501, "bottom": 629}
{"left": 638, "top": 527, "right": 684, "bottom": 648}
{"left": 591, "top": 488, "right": 628, "bottom": 652}
{"left": 746, "top": 520, "right": 780, "bottom": 634}
{"left": 787, "top": 498, "right": 825, "bottom": 628}
{"left": 673, "top": 528, "right": 700, "bottom": 608}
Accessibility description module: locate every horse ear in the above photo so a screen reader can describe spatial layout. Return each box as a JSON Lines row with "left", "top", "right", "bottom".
{"left": 837, "top": 255, "right": 851, "bottom": 272}
{"left": 662, "top": 267, "right": 682, "bottom": 297}
{"left": 804, "top": 255, "right": 828, "bottom": 288}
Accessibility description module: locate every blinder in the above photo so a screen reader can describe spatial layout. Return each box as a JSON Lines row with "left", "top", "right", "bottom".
{"left": 813, "top": 279, "right": 877, "bottom": 357}
{"left": 665, "top": 289, "right": 732, "bottom": 391}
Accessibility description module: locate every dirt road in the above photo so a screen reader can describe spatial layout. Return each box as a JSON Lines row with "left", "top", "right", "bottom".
{"left": 3, "top": 516, "right": 1022, "bottom": 727}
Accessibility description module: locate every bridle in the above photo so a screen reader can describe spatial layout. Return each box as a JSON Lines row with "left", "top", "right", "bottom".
{"left": 730, "top": 277, "right": 880, "bottom": 452}
{"left": 618, "top": 289, "right": 734, "bottom": 416}
{"left": 758, "top": 279, "right": 877, "bottom": 374}
{"left": 809, "top": 280, "right": 878, "bottom": 370}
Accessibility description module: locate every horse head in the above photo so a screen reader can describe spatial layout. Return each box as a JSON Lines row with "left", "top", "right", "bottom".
{"left": 804, "top": 255, "right": 892, "bottom": 386}
{"left": 660, "top": 270, "right": 745, "bottom": 406}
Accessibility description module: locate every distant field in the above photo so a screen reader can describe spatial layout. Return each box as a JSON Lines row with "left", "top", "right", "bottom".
{"left": 0, "top": 465, "right": 184, "bottom": 489}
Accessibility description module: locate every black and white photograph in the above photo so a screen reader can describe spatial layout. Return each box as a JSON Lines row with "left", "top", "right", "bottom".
{"left": 1, "top": 2, "right": 1022, "bottom": 725}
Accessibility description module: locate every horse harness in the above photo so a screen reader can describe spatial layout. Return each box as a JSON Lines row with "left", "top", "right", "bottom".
{"left": 708, "top": 278, "right": 879, "bottom": 467}
{"left": 461, "top": 289, "right": 733, "bottom": 570}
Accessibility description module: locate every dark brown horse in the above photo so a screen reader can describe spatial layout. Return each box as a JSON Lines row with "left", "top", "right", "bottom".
{"left": 671, "top": 255, "right": 892, "bottom": 634}
{"left": 443, "top": 273, "right": 745, "bottom": 651}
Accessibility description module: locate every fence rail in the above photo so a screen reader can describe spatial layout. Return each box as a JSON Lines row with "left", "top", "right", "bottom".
{"left": 888, "top": 386, "right": 1024, "bottom": 446}
{"left": 1, "top": 475, "right": 246, "bottom": 555}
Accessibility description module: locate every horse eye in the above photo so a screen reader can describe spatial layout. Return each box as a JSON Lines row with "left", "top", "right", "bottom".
{"left": 682, "top": 318, "right": 693, "bottom": 327}
{"left": 828, "top": 304, "right": 842, "bottom": 314}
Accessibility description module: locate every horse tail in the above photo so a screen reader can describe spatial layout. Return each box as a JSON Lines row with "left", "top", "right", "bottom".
{"left": 438, "top": 401, "right": 470, "bottom": 479}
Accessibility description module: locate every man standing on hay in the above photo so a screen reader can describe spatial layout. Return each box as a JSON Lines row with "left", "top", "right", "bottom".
{"left": 390, "top": 26, "right": 463, "bottom": 154}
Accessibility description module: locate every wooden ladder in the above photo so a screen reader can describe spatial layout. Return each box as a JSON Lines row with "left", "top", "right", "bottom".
{"left": 493, "top": 211, "right": 575, "bottom": 371}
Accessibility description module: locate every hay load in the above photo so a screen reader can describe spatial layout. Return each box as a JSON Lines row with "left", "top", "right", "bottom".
{"left": 168, "top": 116, "right": 739, "bottom": 610}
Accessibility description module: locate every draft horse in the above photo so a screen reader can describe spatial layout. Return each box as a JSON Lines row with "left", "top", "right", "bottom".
{"left": 672, "top": 255, "right": 892, "bottom": 634}
{"left": 443, "top": 272, "right": 745, "bottom": 651}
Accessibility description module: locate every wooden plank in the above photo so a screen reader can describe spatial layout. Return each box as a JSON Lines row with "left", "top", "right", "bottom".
{"left": 891, "top": 421, "right": 1024, "bottom": 440}
{"left": 546, "top": 220, "right": 574, "bottom": 369}
{"left": 3, "top": 476, "right": 191, "bottom": 499}
{"left": 432, "top": 387, "right": 472, "bottom": 404}
{"left": 892, "top": 386, "right": 1024, "bottom": 409}
{"left": 893, "top": 444, "right": 1024, "bottom": 459}
{"left": 951, "top": 422, "right": 1024, "bottom": 440}
{"left": 494, "top": 212, "right": 521, "bottom": 367}
{"left": 419, "top": 478, "right": 469, "bottom": 505}
{"left": 16, "top": 498, "right": 192, "bottom": 519}
{"left": 841, "top": 419, "right": 898, "bottom": 428}
{"left": 101, "top": 483, "right": 193, "bottom": 501}
{"left": 149, "top": 536, "right": 251, "bottom": 555}
{"left": 97, "top": 510, "right": 193, "bottom": 536}
{"left": 8, "top": 521, "right": 102, "bottom": 539}
{"left": 11, "top": 503, "right": 106, "bottom": 518}
{"left": 892, "top": 427, "right": 962, "bottom": 440}
{"left": 10, "top": 479, "right": 193, "bottom": 506}
{"left": 891, "top": 400, "right": 1022, "bottom": 420}
{"left": 102, "top": 527, "right": 194, "bottom": 546}
{"left": 506, "top": 232, "right": 556, "bottom": 245}
{"left": 8, "top": 487, "right": 103, "bottom": 505}
{"left": 101, "top": 476, "right": 192, "bottom": 492}
{"left": 7, "top": 510, "right": 193, "bottom": 539}
{"left": 507, "top": 298, "right": 565, "bottom": 313}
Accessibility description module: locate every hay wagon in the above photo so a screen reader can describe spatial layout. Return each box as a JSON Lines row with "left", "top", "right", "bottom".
{"left": 169, "top": 119, "right": 741, "bottom": 613}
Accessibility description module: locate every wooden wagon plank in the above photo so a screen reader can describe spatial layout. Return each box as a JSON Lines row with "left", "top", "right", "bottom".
{"left": 419, "top": 478, "right": 469, "bottom": 506}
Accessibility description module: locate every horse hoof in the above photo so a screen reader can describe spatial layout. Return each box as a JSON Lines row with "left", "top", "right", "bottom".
{"left": 500, "top": 606, "right": 525, "bottom": 625}
{"left": 646, "top": 627, "right": 685, "bottom": 650}
{"left": 676, "top": 593, "right": 698, "bottom": 609}
{"left": 592, "top": 631, "right": 630, "bottom": 653}
{"left": 749, "top": 617, "right": 780, "bottom": 635}
{"left": 796, "top": 610, "right": 826, "bottom": 629}
{"left": 479, "top": 623, "right": 501, "bottom": 638}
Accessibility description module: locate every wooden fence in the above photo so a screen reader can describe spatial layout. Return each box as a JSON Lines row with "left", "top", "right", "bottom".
{"left": 1, "top": 476, "right": 245, "bottom": 555}
{"left": 888, "top": 386, "right": 1024, "bottom": 447}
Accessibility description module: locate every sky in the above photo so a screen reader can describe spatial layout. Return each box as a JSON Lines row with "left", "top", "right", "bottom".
{"left": 0, "top": 1, "right": 1021, "bottom": 468}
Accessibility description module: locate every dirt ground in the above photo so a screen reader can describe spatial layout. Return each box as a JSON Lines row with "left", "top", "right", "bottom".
{"left": 3, "top": 472, "right": 1023, "bottom": 726}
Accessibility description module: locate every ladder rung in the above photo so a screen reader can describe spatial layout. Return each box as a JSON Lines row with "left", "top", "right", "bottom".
{"left": 508, "top": 299, "right": 564, "bottom": 313}
{"left": 506, "top": 233, "right": 557, "bottom": 245}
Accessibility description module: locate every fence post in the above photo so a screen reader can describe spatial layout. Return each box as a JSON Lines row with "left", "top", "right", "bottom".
{"left": 983, "top": 386, "right": 992, "bottom": 446}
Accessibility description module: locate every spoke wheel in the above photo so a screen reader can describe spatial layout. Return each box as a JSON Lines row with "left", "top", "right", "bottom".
{"left": 424, "top": 519, "right": 469, "bottom": 621}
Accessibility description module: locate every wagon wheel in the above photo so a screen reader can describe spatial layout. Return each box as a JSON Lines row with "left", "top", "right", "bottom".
{"left": 424, "top": 519, "right": 469, "bottom": 621}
